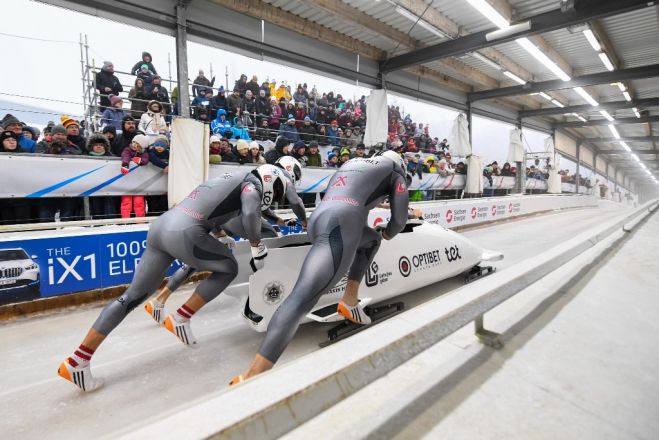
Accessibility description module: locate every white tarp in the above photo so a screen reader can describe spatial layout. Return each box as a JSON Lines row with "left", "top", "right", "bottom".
{"left": 168, "top": 119, "right": 209, "bottom": 207}
{"left": 544, "top": 136, "right": 555, "bottom": 168}
{"left": 362, "top": 89, "right": 388, "bottom": 146}
{"left": 450, "top": 113, "right": 472, "bottom": 157}
{"left": 465, "top": 155, "right": 483, "bottom": 194}
{"left": 507, "top": 128, "right": 524, "bottom": 163}
{"left": 544, "top": 136, "right": 561, "bottom": 194}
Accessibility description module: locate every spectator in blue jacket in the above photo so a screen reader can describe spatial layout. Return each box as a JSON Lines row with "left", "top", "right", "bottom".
{"left": 326, "top": 119, "right": 340, "bottom": 146}
{"left": 277, "top": 114, "right": 300, "bottom": 143}
{"left": 101, "top": 96, "right": 127, "bottom": 131}
{"left": 211, "top": 108, "right": 232, "bottom": 135}
{"left": 230, "top": 117, "right": 251, "bottom": 140}
{"left": 1, "top": 114, "right": 36, "bottom": 153}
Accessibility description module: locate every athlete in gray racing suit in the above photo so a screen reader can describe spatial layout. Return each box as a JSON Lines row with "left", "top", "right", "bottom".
{"left": 58, "top": 164, "right": 292, "bottom": 391}
{"left": 144, "top": 177, "right": 308, "bottom": 324}
{"left": 233, "top": 151, "right": 410, "bottom": 383}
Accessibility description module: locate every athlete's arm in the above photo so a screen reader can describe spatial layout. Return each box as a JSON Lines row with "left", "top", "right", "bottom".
{"left": 261, "top": 209, "right": 280, "bottom": 223}
{"left": 285, "top": 184, "right": 308, "bottom": 225}
{"left": 240, "top": 184, "right": 263, "bottom": 243}
{"left": 383, "top": 174, "right": 409, "bottom": 240}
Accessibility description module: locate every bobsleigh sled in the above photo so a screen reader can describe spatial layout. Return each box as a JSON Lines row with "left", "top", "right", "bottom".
{"left": 238, "top": 219, "right": 503, "bottom": 334}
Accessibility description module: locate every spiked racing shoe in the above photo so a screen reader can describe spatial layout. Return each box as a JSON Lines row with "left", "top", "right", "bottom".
{"left": 337, "top": 300, "right": 372, "bottom": 325}
{"left": 163, "top": 314, "right": 198, "bottom": 347}
{"left": 57, "top": 358, "right": 104, "bottom": 392}
{"left": 144, "top": 299, "right": 164, "bottom": 325}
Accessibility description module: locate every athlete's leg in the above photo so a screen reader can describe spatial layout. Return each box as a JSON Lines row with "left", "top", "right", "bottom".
{"left": 341, "top": 226, "right": 381, "bottom": 306}
{"left": 161, "top": 225, "right": 238, "bottom": 345}
{"left": 144, "top": 264, "right": 196, "bottom": 324}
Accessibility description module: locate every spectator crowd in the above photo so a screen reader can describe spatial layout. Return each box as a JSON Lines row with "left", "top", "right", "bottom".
{"left": 0, "top": 50, "right": 588, "bottom": 224}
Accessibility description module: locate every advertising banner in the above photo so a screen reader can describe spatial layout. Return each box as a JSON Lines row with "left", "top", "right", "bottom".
{"left": 0, "top": 154, "right": 584, "bottom": 198}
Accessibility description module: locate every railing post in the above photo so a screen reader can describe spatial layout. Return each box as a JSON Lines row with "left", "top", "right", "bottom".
{"left": 176, "top": 1, "right": 192, "bottom": 119}
{"left": 576, "top": 140, "right": 581, "bottom": 194}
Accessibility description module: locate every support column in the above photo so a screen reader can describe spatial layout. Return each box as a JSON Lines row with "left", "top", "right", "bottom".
{"left": 466, "top": 101, "right": 473, "bottom": 146}
{"left": 514, "top": 118, "right": 524, "bottom": 194}
{"left": 575, "top": 141, "right": 581, "bottom": 194}
{"left": 176, "top": 1, "right": 191, "bottom": 119}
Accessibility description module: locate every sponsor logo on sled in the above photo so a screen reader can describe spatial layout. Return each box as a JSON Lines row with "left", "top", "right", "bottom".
{"left": 366, "top": 261, "right": 392, "bottom": 287}
{"left": 445, "top": 209, "right": 453, "bottom": 223}
{"left": 399, "top": 250, "right": 442, "bottom": 276}
{"left": 263, "top": 281, "right": 285, "bottom": 305}
{"left": 326, "top": 275, "right": 349, "bottom": 295}
{"left": 445, "top": 246, "right": 462, "bottom": 262}
{"left": 398, "top": 256, "right": 411, "bottom": 277}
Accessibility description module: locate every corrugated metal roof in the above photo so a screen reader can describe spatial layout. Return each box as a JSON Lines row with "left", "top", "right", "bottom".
{"left": 508, "top": 0, "right": 560, "bottom": 20}
{"left": 540, "top": 28, "right": 604, "bottom": 76}
{"left": 601, "top": 5, "right": 659, "bottom": 69}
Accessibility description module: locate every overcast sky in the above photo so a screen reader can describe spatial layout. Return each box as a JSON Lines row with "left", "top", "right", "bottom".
{"left": 0, "top": 0, "right": 582, "bottom": 171}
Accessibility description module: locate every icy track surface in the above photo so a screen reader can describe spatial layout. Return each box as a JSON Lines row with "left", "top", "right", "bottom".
{"left": 0, "top": 202, "right": 624, "bottom": 439}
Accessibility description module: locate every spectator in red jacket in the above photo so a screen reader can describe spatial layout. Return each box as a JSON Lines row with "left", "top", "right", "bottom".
{"left": 120, "top": 134, "right": 150, "bottom": 218}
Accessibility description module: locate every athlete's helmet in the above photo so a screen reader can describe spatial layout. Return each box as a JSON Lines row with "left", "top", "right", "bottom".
{"left": 376, "top": 150, "right": 410, "bottom": 184}
{"left": 275, "top": 156, "right": 303, "bottom": 185}
{"left": 252, "top": 164, "right": 288, "bottom": 210}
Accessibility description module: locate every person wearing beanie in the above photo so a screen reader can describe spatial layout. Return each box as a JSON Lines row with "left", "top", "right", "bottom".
{"left": 0, "top": 130, "right": 22, "bottom": 153}
{"left": 248, "top": 141, "right": 266, "bottom": 164}
{"left": 209, "top": 135, "right": 222, "bottom": 164}
{"left": 299, "top": 115, "right": 317, "bottom": 143}
{"left": 192, "top": 68, "right": 215, "bottom": 97}
{"left": 326, "top": 119, "right": 340, "bottom": 146}
{"left": 131, "top": 51, "right": 157, "bottom": 76}
{"left": 95, "top": 61, "right": 123, "bottom": 111}
{"left": 148, "top": 75, "right": 171, "bottom": 115}
{"left": 305, "top": 140, "right": 322, "bottom": 167}
{"left": 230, "top": 116, "right": 251, "bottom": 141}
{"left": 101, "top": 96, "right": 127, "bottom": 131}
{"left": 226, "top": 87, "right": 244, "bottom": 121}
{"left": 264, "top": 135, "right": 291, "bottom": 164}
{"left": 86, "top": 133, "right": 112, "bottom": 157}
{"left": 137, "top": 64, "right": 155, "bottom": 92}
{"left": 60, "top": 115, "right": 87, "bottom": 154}
{"left": 234, "top": 139, "right": 251, "bottom": 164}
{"left": 324, "top": 150, "right": 339, "bottom": 168}
{"left": 211, "top": 86, "right": 228, "bottom": 119}
{"left": 146, "top": 135, "right": 170, "bottom": 216}
{"left": 139, "top": 100, "right": 168, "bottom": 135}
{"left": 0, "top": 130, "right": 31, "bottom": 224}
{"left": 119, "top": 134, "right": 150, "bottom": 218}
{"left": 277, "top": 114, "right": 300, "bottom": 144}
{"left": 1, "top": 114, "right": 36, "bottom": 153}
{"left": 339, "top": 147, "right": 352, "bottom": 166}
{"left": 291, "top": 140, "right": 307, "bottom": 166}
{"left": 36, "top": 126, "right": 54, "bottom": 154}
{"left": 84, "top": 133, "right": 118, "bottom": 219}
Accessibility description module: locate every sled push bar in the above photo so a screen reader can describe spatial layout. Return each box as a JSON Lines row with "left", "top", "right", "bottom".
{"left": 121, "top": 199, "right": 659, "bottom": 440}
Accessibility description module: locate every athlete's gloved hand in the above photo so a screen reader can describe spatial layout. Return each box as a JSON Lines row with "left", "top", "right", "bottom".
{"left": 250, "top": 242, "right": 268, "bottom": 272}
{"left": 120, "top": 166, "right": 129, "bottom": 175}
{"left": 217, "top": 234, "right": 236, "bottom": 251}
{"left": 285, "top": 219, "right": 298, "bottom": 227}
{"left": 132, "top": 157, "right": 142, "bottom": 165}
{"left": 374, "top": 225, "right": 390, "bottom": 240}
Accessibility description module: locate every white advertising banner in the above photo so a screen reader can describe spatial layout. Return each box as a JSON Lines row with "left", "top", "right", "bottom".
{"left": 0, "top": 154, "right": 590, "bottom": 198}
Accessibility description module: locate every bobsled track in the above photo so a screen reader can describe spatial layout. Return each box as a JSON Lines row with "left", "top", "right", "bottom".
{"left": 2, "top": 200, "right": 659, "bottom": 440}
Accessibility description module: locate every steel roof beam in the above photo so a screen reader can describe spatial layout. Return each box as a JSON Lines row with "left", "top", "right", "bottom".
{"left": 520, "top": 98, "right": 659, "bottom": 118}
{"left": 469, "top": 64, "right": 659, "bottom": 102}
{"left": 595, "top": 149, "right": 659, "bottom": 155}
{"left": 582, "top": 137, "right": 659, "bottom": 144}
{"left": 555, "top": 115, "right": 659, "bottom": 128}
{"left": 380, "top": 0, "right": 651, "bottom": 74}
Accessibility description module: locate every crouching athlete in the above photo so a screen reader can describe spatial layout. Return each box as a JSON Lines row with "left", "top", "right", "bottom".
{"left": 58, "top": 164, "right": 293, "bottom": 391}
{"left": 232, "top": 150, "right": 410, "bottom": 384}
{"left": 144, "top": 157, "right": 308, "bottom": 324}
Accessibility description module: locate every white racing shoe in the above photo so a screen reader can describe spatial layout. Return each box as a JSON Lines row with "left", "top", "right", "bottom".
{"left": 337, "top": 301, "right": 372, "bottom": 325}
{"left": 163, "top": 314, "right": 198, "bottom": 347}
{"left": 57, "top": 359, "right": 104, "bottom": 392}
{"left": 144, "top": 299, "right": 164, "bottom": 325}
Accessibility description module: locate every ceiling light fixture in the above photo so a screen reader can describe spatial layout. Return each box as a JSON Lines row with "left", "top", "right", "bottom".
{"left": 470, "top": 52, "right": 502, "bottom": 70}
{"left": 608, "top": 124, "right": 620, "bottom": 139}
{"left": 539, "top": 92, "right": 552, "bottom": 101}
{"left": 619, "top": 141, "right": 631, "bottom": 152}
{"left": 573, "top": 87, "right": 599, "bottom": 106}
{"left": 394, "top": 6, "right": 448, "bottom": 39}
{"left": 633, "top": 107, "right": 641, "bottom": 118}
{"left": 616, "top": 82, "right": 626, "bottom": 92}
{"left": 503, "top": 70, "right": 526, "bottom": 84}
{"left": 464, "top": 0, "right": 510, "bottom": 29}
{"left": 551, "top": 99, "right": 565, "bottom": 108}
{"left": 632, "top": 154, "right": 640, "bottom": 162}
{"left": 623, "top": 91, "right": 632, "bottom": 102}
{"left": 516, "top": 38, "right": 572, "bottom": 81}
{"left": 583, "top": 29, "right": 601, "bottom": 51}
{"left": 599, "top": 110, "right": 615, "bottom": 121}
{"left": 599, "top": 52, "right": 615, "bottom": 71}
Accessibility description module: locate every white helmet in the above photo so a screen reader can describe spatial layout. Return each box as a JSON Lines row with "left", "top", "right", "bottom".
{"left": 275, "top": 156, "right": 303, "bottom": 184}
{"left": 376, "top": 150, "right": 409, "bottom": 182}
{"left": 253, "top": 164, "right": 288, "bottom": 210}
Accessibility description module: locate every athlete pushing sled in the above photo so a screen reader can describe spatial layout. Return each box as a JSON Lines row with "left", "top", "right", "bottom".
{"left": 231, "top": 151, "right": 410, "bottom": 384}
{"left": 58, "top": 161, "right": 300, "bottom": 392}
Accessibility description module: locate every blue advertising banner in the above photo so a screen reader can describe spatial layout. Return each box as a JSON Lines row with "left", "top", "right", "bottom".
{"left": 0, "top": 225, "right": 305, "bottom": 306}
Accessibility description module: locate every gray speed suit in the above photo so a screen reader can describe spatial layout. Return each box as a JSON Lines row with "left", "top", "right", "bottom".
{"left": 92, "top": 169, "right": 269, "bottom": 335}
{"left": 259, "top": 157, "right": 410, "bottom": 363}
{"left": 163, "top": 184, "right": 307, "bottom": 293}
